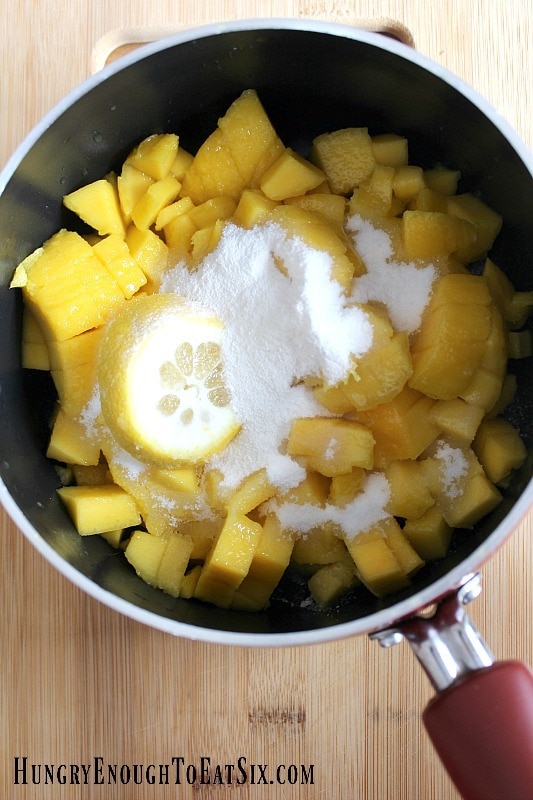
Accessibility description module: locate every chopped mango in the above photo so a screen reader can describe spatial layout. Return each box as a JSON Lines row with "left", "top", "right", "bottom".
{"left": 194, "top": 512, "right": 263, "bottom": 607}
{"left": 260, "top": 148, "right": 326, "bottom": 201}
{"left": 57, "top": 484, "right": 141, "bottom": 535}
{"left": 312, "top": 127, "right": 375, "bottom": 195}
{"left": 472, "top": 417, "right": 527, "bottom": 484}
{"left": 64, "top": 178, "right": 126, "bottom": 237}
{"left": 287, "top": 417, "right": 375, "bottom": 476}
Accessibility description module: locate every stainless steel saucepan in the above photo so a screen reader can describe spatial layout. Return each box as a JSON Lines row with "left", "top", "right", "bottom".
{"left": 1, "top": 20, "right": 532, "bottom": 799}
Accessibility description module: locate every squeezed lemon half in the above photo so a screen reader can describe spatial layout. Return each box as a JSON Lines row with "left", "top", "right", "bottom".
{"left": 98, "top": 293, "right": 240, "bottom": 466}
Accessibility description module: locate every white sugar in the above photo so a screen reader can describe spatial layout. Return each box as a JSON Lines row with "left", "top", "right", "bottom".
{"left": 79, "top": 386, "right": 102, "bottom": 439}
{"left": 267, "top": 472, "right": 391, "bottom": 539}
{"left": 161, "top": 221, "right": 373, "bottom": 491}
{"left": 434, "top": 441, "right": 468, "bottom": 498}
{"left": 347, "top": 214, "right": 436, "bottom": 333}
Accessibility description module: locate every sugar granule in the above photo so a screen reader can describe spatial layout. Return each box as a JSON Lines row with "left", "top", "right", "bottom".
{"left": 346, "top": 214, "right": 436, "bottom": 333}
{"left": 161, "top": 221, "right": 374, "bottom": 491}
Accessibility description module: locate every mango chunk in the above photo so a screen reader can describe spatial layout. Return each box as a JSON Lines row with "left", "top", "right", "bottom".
{"left": 287, "top": 417, "right": 375, "bottom": 476}
{"left": 307, "top": 551, "right": 359, "bottom": 605}
{"left": 231, "top": 514, "right": 294, "bottom": 610}
{"left": 21, "top": 308, "right": 50, "bottom": 370}
{"left": 47, "top": 409, "right": 101, "bottom": 466}
{"left": 371, "top": 133, "right": 408, "bottom": 167}
{"left": 131, "top": 175, "right": 182, "bottom": 230}
{"left": 194, "top": 512, "right": 263, "bottom": 607}
{"left": 344, "top": 520, "right": 409, "bottom": 596}
{"left": 64, "top": 178, "right": 126, "bottom": 237}
{"left": 117, "top": 164, "right": 155, "bottom": 223}
{"left": 312, "top": 127, "right": 375, "bottom": 195}
{"left": 403, "top": 505, "right": 453, "bottom": 560}
{"left": 15, "top": 230, "right": 125, "bottom": 341}
{"left": 385, "top": 460, "right": 435, "bottom": 520}
{"left": 472, "top": 417, "right": 527, "bottom": 484}
{"left": 260, "top": 148, "right": 326, "bottom": 201}
{"left": 291, "top": 522, "right": 347, "bottom": 565}
{"left": 355, "top": 386, "right": 439, "bottom": 468}
{"left": 57, "top": 484, "right": 141, "bottom": 535}
{"left": 446, "top": 193, "right": 502, "bottom": 262}
{"left": 226, "top": 468, "right": 277, "bottom": 516}
{"left": 402, "top": 210, "right": 477, "bottom": 261}
{"left": 125, "top": 133, "right": 179, "bottom": 180}
{"left": 233, "top": 189, "right": 278, "bottom": 228}
{"left": 92, "top": 234, "right": 147, "bottom": 298}
{"left": 181, "top": 90, "right": 284, "bottom": 203}
{"left": 125, "top": 225, "right": 168, "bottom": 290}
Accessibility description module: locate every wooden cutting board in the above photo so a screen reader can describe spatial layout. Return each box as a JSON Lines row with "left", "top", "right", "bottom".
{"left": 1, "top": 2, "right": 531, "bottom": 798}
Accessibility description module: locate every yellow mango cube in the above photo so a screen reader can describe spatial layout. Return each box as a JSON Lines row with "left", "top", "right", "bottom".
{"left": 345, "top": 524, "right": 409, "bottom": 596}
{"left": 131, "top": 175, "right": 181, "bottom": 230}
{"left": 179, "top": 565, "right": 202, "bottom": 598}
{"left": 291, "top": 522, "right": 347, "bottom": 565}
{"left": 57, "top": 484, "right": 141, "bottom": 535}
{"left": 64, "top": 178, "right": 126, "bottom": 237}
{"left": 155, "top": 533, "right": 194, "bottom": 598}
{"left": 260, "top": 148, "right": 326, "bottom": 201}
{"left": 92, "top": 234, "right": 147, "bottom": 298}
{"left": 328, "top": 468, "right": 366, "bottom": 507}
{"left": 231, "top": 514, "right": 294, "bottom": 610}
{"left": 446, "top": 193, "right": 502, "bottom": 262}
{"left": 312, "top": 127, "right": 375, "bottom": 195}
{"left": 423, "top": 166, "right": 461, "bottom": 196}
{"left": 371, "top": 133, "right": 408, "bottom": 167}
{"left": 194, "top": 512, "right": 263, "bottom": 607}
{"left": 392, "top": 165, "right": 425, "bottom": 200}
{"left": 385, "top": 460, "right": 435, "bottom": 520}
{"left": 47, "top": 409, "right": 101, "bottom": 466}
{"left": 162, "top": 212, "right": 197, "bottom": 256}
{"left": 356, "top": 387, "right": 439, "bottom": 468}
{"left": 125, "top": 225, "right": 168, "bottom": 289}
{"left": 287, "top": 417, "right": 375, "bottom": 476}
{"left": 284, "top": 192, "right": 346, "bottom": 230}
{"left": 21, "top": 308, "right": 50, "bottom": 370}
{"left": 169, "top": 147, "right": 194, "bottom": 180}
{"left": 217, "top": 89, "right": 285, "bottom": 187}
{"left": 117, "top": 164, "right": 154, "bottom": 223}
{"left": 233, "top": 189, "right": 278, "bottom": 228}
{"left": 153, "top": 467, "right": 199, "bottom": 494}
{"left": 428, "top": 398, "right": 485, "bottom": 443}
{"left": 226, "top": 468, "right": 277, "bottom": 516}
{"left": 125, "top": 530, "right": 167, "bottom": 584}
{"left": 188, "top": 196, "right": 236, "bottom": 229}
{"left": 307, "top": 552, "right": 359, "bottom": 605}
{"left": 181, "top": 90, "right": 284, "bottom": 203}
{"left": 472, "top": 417, "right": 527, "bottom": 484}
{"left": 154, "top": 196, "right": 195, "bottom": 231}
{"left": 442, "top": 471, "right": 502, "bottom": 528}
{"left": 402, "top": 210, "right": 477, "bottom": 261}
{"left": 341, "top": 330, "right": 412, "bottom": 411}
{"left": 278, "top": 471, "right": 331, "bottom": 507}
{"left": 382, "top": 517, "right": 425, "bottom": 576}
{"left": 125, "top": 133, "right": 179, "bottom": 180}
{"left": 15, "top": 231, "right": 125, "bottom": 341}
{"left": 403, "top": 505, "right": 453, "bottom": 560}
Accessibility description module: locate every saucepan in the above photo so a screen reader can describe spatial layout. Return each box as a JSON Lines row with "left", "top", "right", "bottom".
{"left": 0, "top": 19, "right": 532, "bottom": 799}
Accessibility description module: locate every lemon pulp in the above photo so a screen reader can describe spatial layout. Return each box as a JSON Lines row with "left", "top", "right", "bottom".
{"left": 98, "top": 293, "right": 240, "bottom": 466}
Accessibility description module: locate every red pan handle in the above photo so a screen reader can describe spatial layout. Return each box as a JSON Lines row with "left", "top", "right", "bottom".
{"left": 423, "top": 660, "right": 533, "bottom": 800}
{"left": 371, "top": 574, "right": 533, "bottom": 800}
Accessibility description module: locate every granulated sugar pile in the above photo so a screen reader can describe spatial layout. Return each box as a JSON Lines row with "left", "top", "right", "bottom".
{"left": 161, "top": 221, "right": 374, "bottom": 492}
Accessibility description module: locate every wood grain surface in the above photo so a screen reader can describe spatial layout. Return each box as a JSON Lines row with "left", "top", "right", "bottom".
{"left": 1, "top": 2, "right": 531, "bottom": 798}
